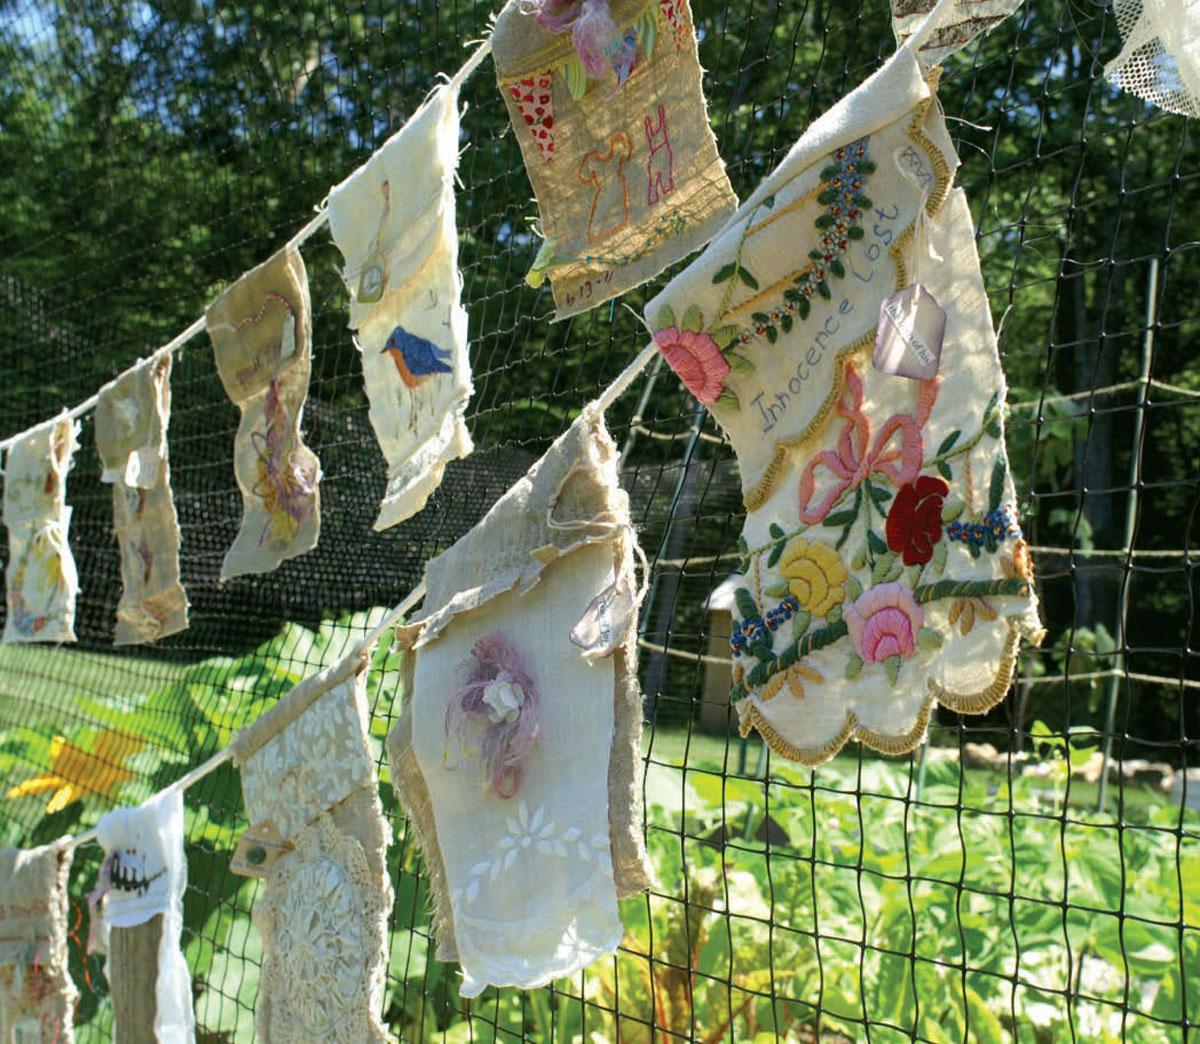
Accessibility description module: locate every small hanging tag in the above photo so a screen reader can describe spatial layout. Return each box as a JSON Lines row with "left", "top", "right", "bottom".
{"left": 873, "top": 284, "right": 945, "bottom": 381}
{"left": 231, "top": 820, "right": 292, "bottom": 878}
{"left": 570, "top": 573, "right": 635, "bottom": 659}
{"left": 358, "top": 261, "right": 385, "bottom": 304}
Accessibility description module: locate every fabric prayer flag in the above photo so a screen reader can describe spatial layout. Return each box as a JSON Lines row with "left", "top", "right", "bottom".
{"left": 0, "top": 842, "right": 76, "bottom": 1042}
{"left": 205, "top": 245, "right": 321, "bottom": 579}
{"left": 230, "top": 655, "right": 391, "bottom": 1043}
{"left": 327, "top": 81, "right": 473, "bottom": 531}
{"left": 1105, "top": 0, "right": 1200, "bottom": 118}
{"left": 890, "top": 0, "right": 1022, "bottom": 66}
{"left": 3, "top": 414, "right": 80, "bottom": 644}
{"left": 93, "top": 789, "right": 194, "bottom": 1043}
{"left": 94, "top": 355, "right": 189, "bottom": 645}
{"left": 494, "top": 0, "right": 737, "bottom": 319}
{"left": 387, "top": 405, "right": 653, "bottom": 996}
{"left": 644, "top": 32, "right": 1043, "bottom": 762}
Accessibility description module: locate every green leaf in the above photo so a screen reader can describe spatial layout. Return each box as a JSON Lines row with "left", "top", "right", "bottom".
{"left": 766, "top": 540, "right": 785, "bottom": 568}
{"left": 817, "top": 188, "right": 838, "bottom": 205}
{"left": 797, "top": 296, "right": 811, "bottom": 319}
{"left": 986, "top": 416, "right": 1003, "bottom": 439}
{"left": 859, "top": 159, "right": 877, "bottom": 175}
{"left": 931, "top": 540, "right": 948, "bottom": 577}
{"left": 936, "top": 430, "right": 961, "bottom": 456}
{"left": 844, "top": 653, "right": 864, "bottom": 680}
{"left": 884, "top": 655, "right": 902, "bottom": 686}
{"left": 867, "top": 482, "right": 891, "bottom": 508}
{"left": 940, "top": 496, "right": 965, "bottom": 522}
{"left": 784, "top": 288, "right": 802, "bottom": 302}
{"left": 765, "top": 325, "right": 778, "bottom": 343}
{"left": 762, "top": 194, "right": 775, "bottom": 208}
{"left": 823, "top": 509, "right": 858, "bottom": 528}
{"left": 727, "top": 352, "right": 754, "bottom": 374}
{"left": 655, "top": 303, "right": 676, "bottom": 330}
{"left": 734, "top": 587, "right": 758, "bottom": 621}
{"left": 829, "top": 259, "right": 846, "bottom": 279}
{"left": 792, "top": 610, "right": 810, "bottom": 637}
{"left": 769, "top": 523, "right": 785, "bottom": 539}
{"left": 847, "top": 225, "right": 865, "bottom": 240}
{"left": 638, "top": 6, "right": 656, "bottom": 58}
{"left": 709, "top": 324, "right": 741, "bottom": 349}
{"left": 826, "top": 603, "right": 843, "bottom": 625}
{"left": 988, "top": 458, "right": 1007, "bottom": 512}
{"left": 681, "top": 303, "right": 705, "bottom": 332}
{"left": 854, "top": 194, "right": 873, "bottom": 209}
{"left": 563, "top": 55, "right": 589, "bottom": 100}
{"left": 815, "top": 214, "right": 834, "bottom": 229}
{"left": 846, "top": 575, "right": 863, "bottom": 601}
{"left": 851, "top": 544, "right": 868, "bottom": 570}
{"left": 817, "top": 281, "right": 832, "bottom": 300}
{"left": 763, "top": 581, "right": 790, "bottom": 599}
{"left": 738, "top": 266, "right": 760, "bottom": 289}
{"left": 917, "top": 627, "right": 944, "bottom": 651}
{"left": 751, "top": 311, "right": 770, "bottom": 325}
{"left": 808, "top": 249, "right": 826, "bottom": 262}
{"left": 780, "top": 313, "right": 793, "bottom": 333}
{"left": 712, "top": 262, "right": 737, "bottom": 284}
{"left": 867, "top": 529, "right": 888, "bottom": 555}
{"left": 936, "top": 460, "right": 952, "bottom": 481}
{"left": 819, "top": 164, "right": 840, "bottom": 179}
{"left": 716, "top": 386, "right": 740, "bottom": 411}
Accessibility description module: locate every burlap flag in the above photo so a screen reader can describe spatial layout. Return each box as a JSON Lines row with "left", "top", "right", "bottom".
{"left": 890, "top": 0, "right": 1022, "bottom": 66}
{"left": 93, "top": 790, "right": 193, "bottom": 1043}
{"left": 3, "top": 415, "right": 79, "bottom": 644}
{"left": 206, "top": 245, "right": 321, "bottom": 579}
{"left": 387, "top": 405, "right": 652, "bottom": 996}
{"left": 494, "top": 0, "right": 737, "bottom": 319}
{"left": 230, "top": 655, "right": 391, "bottom": 1043}
{"left": 644, "top": 28, "right": 1042, "bottom": 762}
{"left": 327, "top": 81, "right": 474, "bottom": 531}
{"left": 94, "top": 355, "right": 189, "bottom": 645}
{"left": 0, "top": 842, "right": 76, "bottom": 1042}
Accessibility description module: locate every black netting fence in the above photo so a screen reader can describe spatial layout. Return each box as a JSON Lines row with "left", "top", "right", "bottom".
{"left": 1, "top": 0, "right": 1198, "bottom": 1039}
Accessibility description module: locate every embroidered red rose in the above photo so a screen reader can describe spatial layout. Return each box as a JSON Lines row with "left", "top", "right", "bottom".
{"left": 653, "top": 327, "right": 730, "bottom": 406}
{"left": 885, "top": 475, "right": 949, "bottom": 566}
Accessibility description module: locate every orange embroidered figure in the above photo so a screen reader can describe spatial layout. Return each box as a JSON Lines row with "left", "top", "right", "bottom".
{"left": 578, "top": 132, "right": 632, "bottom": 243}
{"left": 644, "top": 104, "right": 674, "bottom": 206}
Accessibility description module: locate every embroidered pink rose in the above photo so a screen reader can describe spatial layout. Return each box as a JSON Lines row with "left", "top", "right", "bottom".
{"left": 654, "top": 327, "right": 730, "bottom": 405}
{"left": 844, "top": 582, "right": 924, "bottom": 664}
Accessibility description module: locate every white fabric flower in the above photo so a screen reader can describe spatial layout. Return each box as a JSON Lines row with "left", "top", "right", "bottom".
{"left": 481, "top": 672, "right": 526, "bottom": 724}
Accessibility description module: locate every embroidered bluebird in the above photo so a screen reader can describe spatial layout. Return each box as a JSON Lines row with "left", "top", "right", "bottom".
{"left": 381, "top": 326, "right": 453, "bottom": 389}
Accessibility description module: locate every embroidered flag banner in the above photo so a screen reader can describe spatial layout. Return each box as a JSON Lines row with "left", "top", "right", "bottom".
{"left": 493, "top": 0, "right": 737, "bottom": 319}
{"left": 94, "top": 355, "right": 189, "bottom": 645}
{"left": 644, "top": 37, "right": 1043, "bottom": 762}
{"left": 230, "top": 656, "right": 391, "bottom": 1043}
{"left": 327, "top": 81, "right": 474, "bottom": 531}
{"left": 387, "top": 405, "right": 653, "bottom": 996}
{"left": 3, "top": 414, "right": 80, "bottom": 644}
{"left": 205, "top": 245, "right": 321, "bottom": 580}
{"left": 93, "top": 790, "right": 194, "bottom": 1043}
{"left": 0, "top": 842, "right": 76, "bottom": 1042}
{"left": 890, "top": 0, "right": 1022, "bottom": 66}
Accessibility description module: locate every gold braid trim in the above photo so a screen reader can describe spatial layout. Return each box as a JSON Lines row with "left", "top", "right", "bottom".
{"left": 737, "top": 616, "right": 1040, "bottom": 764}
{"left": 739, "top": 88, "right": 954, "bottom": 513}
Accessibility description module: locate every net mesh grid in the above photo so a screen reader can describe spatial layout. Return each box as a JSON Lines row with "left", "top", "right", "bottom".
{"left": 0, "top": 0, "right": 1198, "bottom": 1040}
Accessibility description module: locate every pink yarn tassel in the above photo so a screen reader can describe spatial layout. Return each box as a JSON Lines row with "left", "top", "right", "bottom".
{"left": 444, "top": 631, "right": 540, "bottom": 799}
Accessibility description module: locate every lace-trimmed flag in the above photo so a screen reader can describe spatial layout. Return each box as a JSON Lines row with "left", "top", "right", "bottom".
{"left": 0, "top": 842, "right": 77, "bottom": 1041}
{"left": 1105, "top": 0, "right": 1200, "bottom": 118}
{"left": 327, "top": 80, "right": 473, "bottom": 531}
{"left": 93, "top": 789, "right": 194, "bottom": 1042}
{"left": 94, "top": 355, "right": 189, "bottom": 645}
{"left": 387, "top": 405, "right": 653, "bottom": 996}
{"left": 494, "top": 0, "right": 737, "bottom": 319}
{"left": 644, "top": 33, "right": 1042, "bottom": 762}
{"left": 206, "top": 244, "right": 321, "bottom": 580}
{"left": 230, "top": 655, "right": 391, "bottom": 1043}
{"left": 3, "top": 414, "right": 80, "bottom": 644}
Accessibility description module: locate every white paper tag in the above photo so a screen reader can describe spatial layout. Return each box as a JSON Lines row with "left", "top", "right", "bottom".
{"left": 873, "top": 284, "right": 945, "bottom": 381}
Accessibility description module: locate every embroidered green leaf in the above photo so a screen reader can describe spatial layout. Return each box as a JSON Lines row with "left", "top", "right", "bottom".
{"left": 777, "top": 643, "right": 798, "bottom": 670}
{"left": 712, "top": 262, "right": 738, "bottom": 284}
{"left": 808, "top": 249, "right": 826, "bottom": 262}
{"left": 751, "top": 311, "right": 770, "bottom": 325}
{"left": 656, "top": 303, "right": 676, "bottom": 330}
{"left": 826, "top": 603, "right": 843, "bottom": 625}
{"left": 563, "top": 55, "right": 589, "bottom": 100}
{"left": 851, "top": 544, "right": 868, "bottom": 571}
{"left": 784, "top": 288, "right": 802, "bottom": 302}
{"left": 844, "top": 653, "right": 864, "bottom": 680}
{"left": 867, "top": 482, "right": 891, "bottom": 508}
{"left": 726, "top": 352, "right": 754, "bottom": 374}
{"left": 763, "top": 581, "right": 790, "bottom": 599}
{"left": 738, "top": 267, "right": 760, "bottom": 290}
{"left": 937, "top": 460, "right": 952, "bottom": 481}
{"left": 823, "top": 509, "right": 857, "bottom": 528}
{"left": 884, "top": 655, "right": 902, "bottom": 687}
{"left": 867, "top": 529, "right": 888, "bottom": 555}
{"left": 986, "top": 415, "right": 1003, "bottom": 439}
{"left": 931, "top": 539, "right": 948, "bottom": 577}
{"left": 968, "top": 540, "right": 982, "bottom": 559}
{"left": 780, "top": 313, "right": 793, "bottom": 333}
{"left": 859, "top": 159, "right": 877, "bottom": 175}
{"left": 765, "top": 325, "right": 778, "bottom": 344}
{"left": 716, "top": 386, "right": 740, "bottom": 411}
{"left": 817, "top": 281, "right": 832, "bottom": 300}
{"left": 854, "top": 194, "right": 873, "bottom": 210}
{"left": 637, "top": 6, "right": 656, "bottom": 58}
{"left": 815, "top": 214, "right": 834, "bottom": 229}
{"left": 737, "top": 534, "right": 749, "bottom": 558}
{"left": 848, "top": 226, "right": 865, "bottom": 240}
{"left": 768, "top": 523, "right": 785, "bottom": 540}
{"left": 792, "top": 610, "right": 810, "bottom": 637}
{"left": 709, "top": 325, "right": 741, "bottom": 349}
{"left": 820, "top": 164, "right": 840, "bottom": 180}
{"left": 906, "top": 564, "right": 923, "bottom": 587}
{"left": 941, "top": 496, "right": 965, "bottom": 522}
{"left": 681, "top": 304, "right": 705, "bottom": 333}
{"left": 829, "top": 259, "right": 846, "bottom": 279}
{"left": 983, "top": 389, "right": 1001, "bottom": 421}
{"left": 936, "top": 430, "right": 961, "bottom": 456}
{"left": 763, "top": 194, "right": 776, "bottom": 208}
{"left": 734, "top": 587, "right": 758, "bottom": 621}
{"left": 797, "top": 296, "right": 811, "bottom": 319}
{"left": 870, "top": 551, "right": 896, "bottom": 584}
{"left": 817, "top": 188, "right": 838, "bottom": 206}
{"left": 988, "top": 458, "right": 1007, "bottom": 513}
{"left": 766, "top": 540, "right": 785, "bottom": 568}
{"left": 985, "top": 530, "right": 998, "bottom": 554}
{"left": 846, "top": 575, "right": 863, "bottom": 601}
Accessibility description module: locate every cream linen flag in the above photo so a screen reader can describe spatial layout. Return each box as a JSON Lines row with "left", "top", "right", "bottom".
{"left": 94, "top": 790, "right": 194, "bottom": 1043}
{"left": 387, "top": 405, "right": 652, "bottom": 997}
{"left": 229, "top": 655, "right": 391, "bottom": 1043}
{"left": 494, "top": 0, "right": 737, "bottom": 319}
{"left": 3, "top": 414, "right": 80, "bottom": 644}
{"left": 327, "top": 81, "right": 473, "bottom": 531}
{"left": 890, "top": 0, "right": 1023, "bottom": 66}
{"left": 94, "top": 355, "right": 189, "bottom": 645}
{"left": 205, "top": 245, "right": 321, "bottom": 579}
{"left": 644, "top": 11, "right": 1042, "bottom": 763}
{"left": 0, "top": 842, "right": 76, "bottom": 1042}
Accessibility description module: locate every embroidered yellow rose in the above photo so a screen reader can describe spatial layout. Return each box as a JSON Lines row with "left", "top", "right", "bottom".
{"left": 779, "top": 539, "right": 847, "bottom": 618}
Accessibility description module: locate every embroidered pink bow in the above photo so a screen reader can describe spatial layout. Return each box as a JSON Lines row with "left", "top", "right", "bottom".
{"left": 797, "top": 362, "right": 939, "bottom": 525}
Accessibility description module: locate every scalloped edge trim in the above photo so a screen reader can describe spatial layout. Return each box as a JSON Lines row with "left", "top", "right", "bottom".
{"left": 736, "top": 615, "right": 1043, "bottom": 764}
